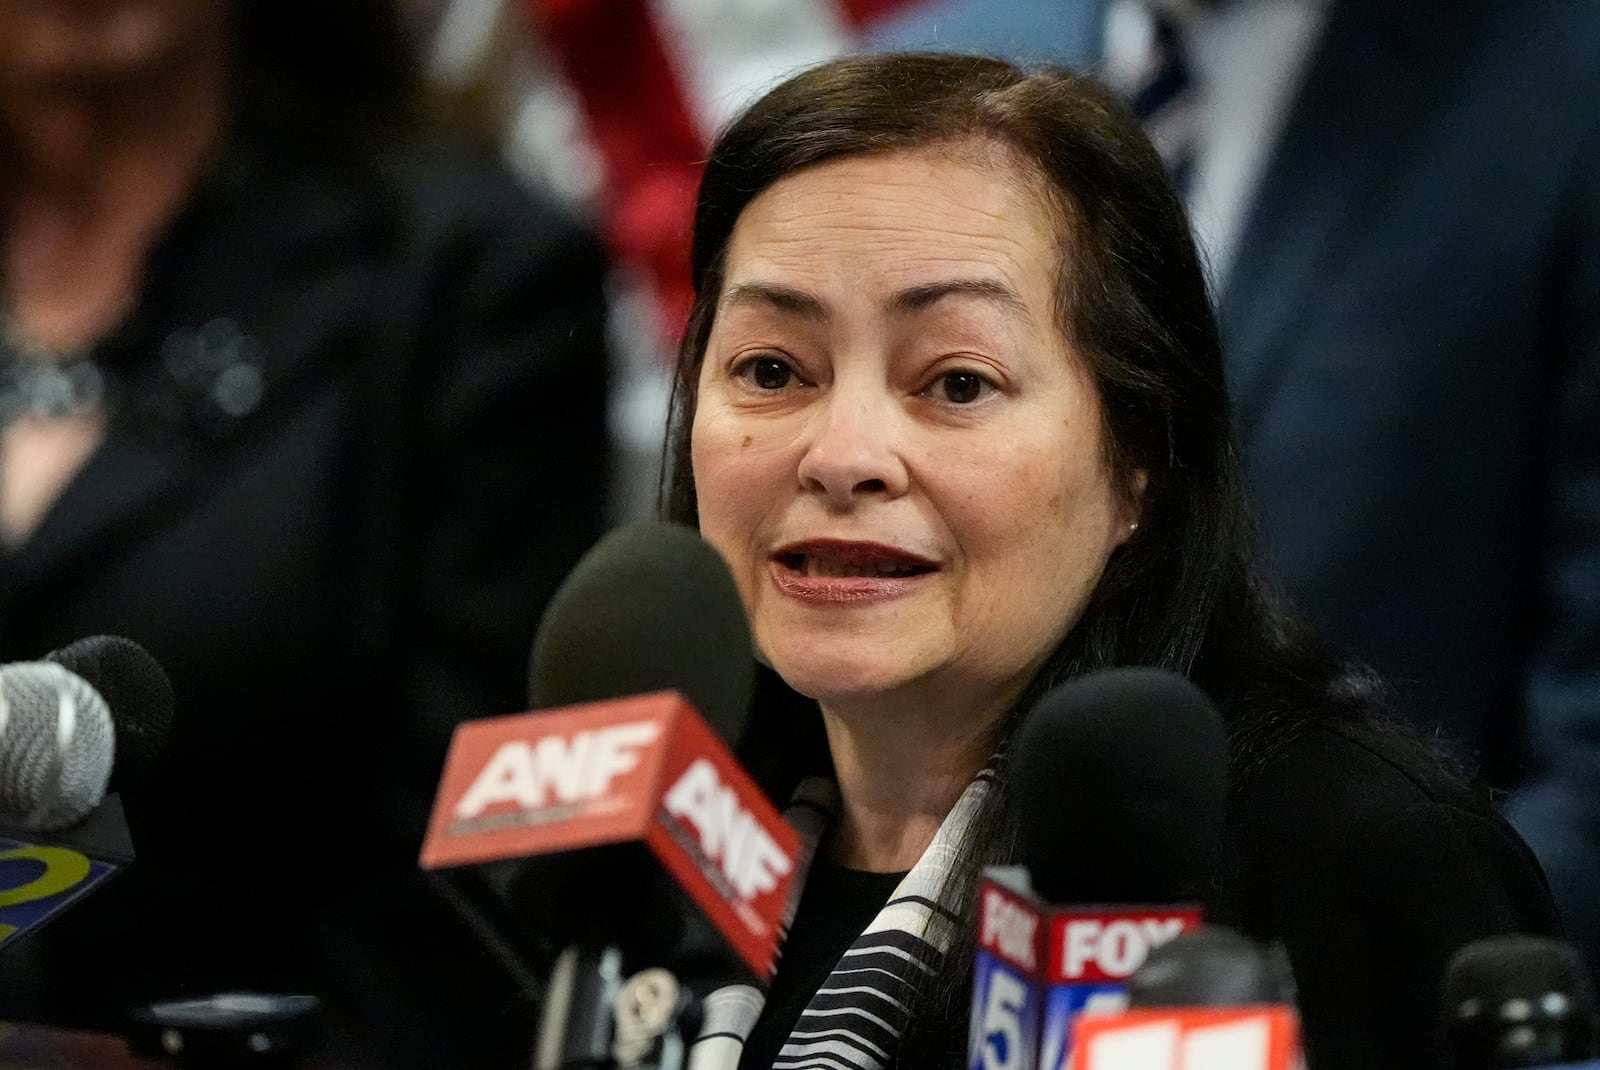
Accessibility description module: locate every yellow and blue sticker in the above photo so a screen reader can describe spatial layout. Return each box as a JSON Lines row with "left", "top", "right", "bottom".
{"left": 0, "top": 837, "right": 121, "bottom": 946}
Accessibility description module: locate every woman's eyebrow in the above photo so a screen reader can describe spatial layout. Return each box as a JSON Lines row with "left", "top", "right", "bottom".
{"left": 721, "top": 278, "right": 1030, "bottom": 324}
{"left": 887, "top": 278, "right": 1032, "bottom": 321}
{"left": 720, "top": 282, "right": 828, "bottom": 320}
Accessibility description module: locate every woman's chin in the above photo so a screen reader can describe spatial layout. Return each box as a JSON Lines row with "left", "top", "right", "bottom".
{"left": 766, "top": 653, "right": 917, "bottom": 711}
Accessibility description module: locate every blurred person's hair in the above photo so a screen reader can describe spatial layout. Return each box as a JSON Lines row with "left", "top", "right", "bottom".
{"left": 660, "top": 51, "right": 1413, "bottom": 1066}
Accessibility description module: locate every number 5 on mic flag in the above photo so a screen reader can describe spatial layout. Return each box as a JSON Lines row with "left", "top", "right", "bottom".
{"left": 969, "top": 868, "right": 1203, "bottom": 1070}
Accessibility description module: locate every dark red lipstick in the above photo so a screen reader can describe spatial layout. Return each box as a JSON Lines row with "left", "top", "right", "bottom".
{"left": 768, "top": 539, "right": 938, "bottom": 604}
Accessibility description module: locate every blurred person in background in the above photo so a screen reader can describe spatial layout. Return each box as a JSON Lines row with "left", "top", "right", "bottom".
{"left": 0, "top": 0, "right": 611, "bottom": 1065}
{"left": 872, "top": 0, "right": 1600, "bottom": 977}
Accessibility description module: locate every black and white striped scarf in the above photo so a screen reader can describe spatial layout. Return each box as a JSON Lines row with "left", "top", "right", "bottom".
{"left": 687, "top": 770, "right": 995, "bottom": 1070}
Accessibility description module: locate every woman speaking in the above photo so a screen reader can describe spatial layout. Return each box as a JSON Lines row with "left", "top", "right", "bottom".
{"left": 661, "top": 52, "right": 1558, "bottom": 1070}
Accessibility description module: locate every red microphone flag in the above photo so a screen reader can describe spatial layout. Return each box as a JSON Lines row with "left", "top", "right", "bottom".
{"left": 420, "top": 691, "right": 799, "bottom": 978}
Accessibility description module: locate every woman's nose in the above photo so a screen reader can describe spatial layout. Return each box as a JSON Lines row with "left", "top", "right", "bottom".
{"left": 795, "top": 390, "right": 910, "bottom": 506}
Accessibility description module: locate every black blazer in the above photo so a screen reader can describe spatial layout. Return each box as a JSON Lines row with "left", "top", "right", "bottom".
{"left": 741, "top": 669, "right": 1560, "bottom": 1070}
{"left": 0, "top": 123, "right": 611, "bottom": 1069}
{"left": 1214, "top": 720, "right": 1561, "bottom": 1070}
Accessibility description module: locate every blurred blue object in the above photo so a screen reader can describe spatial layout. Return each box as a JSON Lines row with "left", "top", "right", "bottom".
{"left": 862, "top": 0, "right": 1101, "bottom": 67}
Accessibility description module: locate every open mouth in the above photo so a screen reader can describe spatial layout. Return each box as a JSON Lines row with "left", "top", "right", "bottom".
{"left": 773, "top": 541, "right": 938, "bottom": 579}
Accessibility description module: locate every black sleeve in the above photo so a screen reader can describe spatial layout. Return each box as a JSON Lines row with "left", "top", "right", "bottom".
{"left": 341, "top": 161, "right": 614, "bottom": 842}
{"left": 1233, "top": 727, "right": 1562, "bottom": 1070}
{"left": 1290, "top": 798, "right": 1561, "bottom": 1070}
{"left": 315, "top": 165, "right": 613, "bottom": 1068}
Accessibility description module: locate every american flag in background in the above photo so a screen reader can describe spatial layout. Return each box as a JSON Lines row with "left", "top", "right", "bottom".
{"left": 425, "top": 0, "right": 930, "bottom": 516}
{"left": 525, "top": 0, "right": 925, "bottom": 336}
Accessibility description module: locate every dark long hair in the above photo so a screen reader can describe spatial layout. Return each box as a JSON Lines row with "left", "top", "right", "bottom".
{"left": 662, "top": 52, "right": 1390, "bottom": 1065}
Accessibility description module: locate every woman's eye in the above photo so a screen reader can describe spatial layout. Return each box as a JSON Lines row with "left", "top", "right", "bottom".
{"left": 936, "top": 370, "right": 991, "bottom": 404}
{"left": 735, "top": 356, "right": 796, "bottom": 390}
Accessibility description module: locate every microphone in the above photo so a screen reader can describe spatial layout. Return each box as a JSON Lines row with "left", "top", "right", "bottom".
{"left": 1127, "top": 926, "right": 1295, "bottom": 1008}
{"left": 47, "top": 635, "right": 175, "bottom": 795}
{"left": 968, "top": 668, "right": 1228, "bottom": 1070}
{"left": 1442, "top": 935, "right": 1600, "bottom": 1070}
{"left": 419, "top": 521, "right": 798, "bottom": 1070}
{"left": 0, "top": 661, "right": 113, "bottom": 831}
{"left": 1064, "top": 927, "right": 1303, "bottom": 1070}
{"left": 0, "top": 636, "right": 175, "bottom": 948}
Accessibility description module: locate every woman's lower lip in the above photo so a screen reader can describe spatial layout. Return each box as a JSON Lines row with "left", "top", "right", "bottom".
{"left": 767, "top": 560, "right": 932, "bottom": 604}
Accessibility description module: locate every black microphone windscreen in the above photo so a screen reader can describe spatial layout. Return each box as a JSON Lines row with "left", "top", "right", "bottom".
{"left": 513, "top": 522, "right": 754, "bottom": 953}
{"left": 1442, "top": 935, "right": 1600, "bottom": 1069}
{"left": 527, "top": 521, "right": 754, "bottom": 746}
{"left": 1128, "top": 925, "right": 1296, "bottom": 1007}
{"left": 1010, "top": 667, "right": 1228, "bottom": 905}
{"left": 47, "top": 635, "right": 175, "bottom": 794}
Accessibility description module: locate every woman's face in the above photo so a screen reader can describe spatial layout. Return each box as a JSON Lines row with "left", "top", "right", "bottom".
{"left": 691, "top": 147, "right": 1139, "bottom": 720}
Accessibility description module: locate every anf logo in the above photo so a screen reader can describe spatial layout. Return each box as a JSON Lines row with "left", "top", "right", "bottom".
{"left": 663, "top": 759, "right": 792, "bottom": 900}
{"left": 980, "top": 889, "right": 1039, "bottom": 971}
{"left": 454, "top": 721, "right": 662, "bottom": 818}
{"left": 1060, "top": 915, "right": 1192, "bottom": 982}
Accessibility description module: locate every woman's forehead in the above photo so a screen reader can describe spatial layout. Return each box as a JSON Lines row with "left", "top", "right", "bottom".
{"left": 719, "top": 147, "right": 1062, "bottom": 313}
